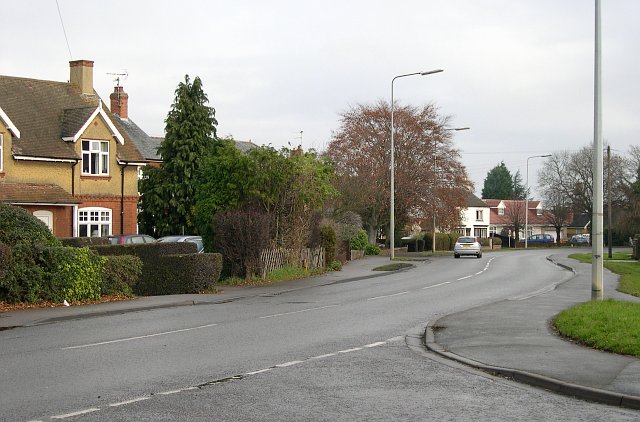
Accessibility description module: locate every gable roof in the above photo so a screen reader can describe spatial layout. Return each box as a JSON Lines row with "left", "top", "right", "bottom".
{"left": 465, "top": 192, "right": 488, "bottom": 208}
{"left": 110, "top": 115, "right": 162, "bottom": 162}
{"left": 0, "top": 75, "right": 142, "bottom": 162}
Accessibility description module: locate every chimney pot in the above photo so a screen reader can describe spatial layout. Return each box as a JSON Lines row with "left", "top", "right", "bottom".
{"left": 110, "top": 86, "right": 129, "bottom": 119}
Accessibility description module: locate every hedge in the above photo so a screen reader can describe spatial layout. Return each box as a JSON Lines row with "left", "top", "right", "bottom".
{"left": 60, "top": 237, "right": 111, "bottom": 247}
{"left": 91, "top": 243, "right": 222, "bottom": 295}
{"left": 102, "top": 255, "right": 143, "bottom": 296}
{"left": 140, "top": 253, "right": 223, "bottom": 295}
{"left": 40, "top": 247, "right": 104, "bottom": 302}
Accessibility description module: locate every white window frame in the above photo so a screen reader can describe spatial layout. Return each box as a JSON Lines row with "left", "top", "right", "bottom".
{"left": 475, "top": 210, "right": 483, "bottom": 221}
{"left": 498, "top": 207, "right": 504, "bottom": 216}
{"left": 81, "top": 139, "right": 109, "bottom": 175}
{"left": 78, "top": 207, "right": 112, "bottom": 237}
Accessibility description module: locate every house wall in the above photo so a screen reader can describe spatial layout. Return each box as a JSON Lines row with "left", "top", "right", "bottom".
{"left": 460, "top": 206, "right": 490, "bottom": 237}
{"left": 20, "top": 204, "right": 74, "bottom": 237}
{"left": 76, "top": 194, "right": 139, "bottom": 235}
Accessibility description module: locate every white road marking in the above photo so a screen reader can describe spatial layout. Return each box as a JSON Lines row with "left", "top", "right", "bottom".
{"left": 423, "top": 281, "right": 451, "bottom": 289}
{"left": 363, "top": 341, "right": 387, "bottom": 348}
{"left": 310, "top": 352, "right": 338, "bottom": 359}
{"left": 367, "top": 291, "right": 409, "bottom": 300}
{"left": 259, "top": 305, "right": 338, "bottom": 319}
{"left": 158, "top": 387, "right": 198, "bottom": 395}
{"left": 61, "top": 323, "right": 218, "bottom": 350}
{"left": 276, "top": 360, "right": 304, "bottom": 367}
{"left": 456, "top": 275, "right": 472, "bottom": 280}
{"left": 338, "top": 347, "right": 363, "bottom": 353}
{"left": 245, "top": 368, "right": 273, "bottom": 375}
{"left": 109, "top": 397, "right": 150, "bottom": 407}
{"left": 51, "top": 408, "right": 100, "bottom": 419}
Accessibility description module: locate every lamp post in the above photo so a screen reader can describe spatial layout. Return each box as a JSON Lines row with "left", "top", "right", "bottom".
{"left": 432, "top": 127, "right": 470, "bottom": 254}
{"left": 592, "top": 0, "right": 604, "bottom": 300}
{"left": 524, "top": 154, "right": 552, "bottom": 249}
{"left": 390, "top": 69, "right": 443, "bottom": 260}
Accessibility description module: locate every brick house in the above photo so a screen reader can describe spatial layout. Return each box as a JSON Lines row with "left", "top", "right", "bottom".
{"left": 0, "top": 60, "right": 150, "bottom": 238}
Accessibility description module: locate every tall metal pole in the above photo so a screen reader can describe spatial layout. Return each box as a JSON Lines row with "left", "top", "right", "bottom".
{"left": 525, "top": 154, "right": 551, "bottom": 249}
{"left": 432, "top": 150, "right": 437, "bottom": 254}
{"left": 607, "top": 145, "right": 612, "bottom": 259}
{"left": 389, "top": 69, "right": 443, "bottom": 260}
{"left": 592, "top": 0, "right": 604, "bottom": 299}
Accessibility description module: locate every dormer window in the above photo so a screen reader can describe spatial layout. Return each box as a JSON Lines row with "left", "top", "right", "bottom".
{"left": 82, "top": 140, "right": 109, "bottom": 175}
{"left": 498, "top": 207, "right": 504, "bottom": 216}
{"left": 537, "top": 208, "right": 543, "bottom": 216}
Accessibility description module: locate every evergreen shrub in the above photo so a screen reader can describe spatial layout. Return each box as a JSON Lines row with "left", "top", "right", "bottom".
{"left": 101, "top": 255, "right": 143, "bottom": 296}
{"left": 320, "top": 226, "right": 336, "bottom": 266}
{"left": 40, "top": 247, "right": 104, "bottom": 302}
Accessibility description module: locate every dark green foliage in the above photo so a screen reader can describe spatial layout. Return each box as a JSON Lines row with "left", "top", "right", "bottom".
{"left": 140, "top": 253, "right": 223, "bottom": 295}
{"left": 0, "top": 241, "right": 45, "bottom": 303}
{"left": 0, "top": 204, "right": 60, "bottom": 247}
{"left": 0, "top": 242, "right": 10, "bottom": 280}
{"left": 92, "top": 242, "right": 197, "bottom": 295}
{"left": 60, "top": 237, "right": 111, "bottom": 247}
{"left": 212, "top": 208, "right": 272, "bottom": 278}
{"left": 350, "top": 229, "right": 369, "bottom": 250}
{"left": 327, "top": 260, "right": 342, "bottom": 271}
{"left": 364, "top": 243, "right": 381, "bottom": 255}
{"left": 481, "top": 162, "right": 515, "bottom": 199}
{"left": 320, "top": 225, "right": 336, "bottom": 266}
{"left": 138, "top": 75, "right": 218, "bottom": 237}
{"left": 416, "top": 239, "right": 425, "bottom": 252}
{"left": 101, "top": 255, "right": 143, "bottom": 296}
{"left": 40, "top": 247, "right": 104, "bottom": 302}
{"left": 512, "top": 170, "right": 527, "bottom": 200}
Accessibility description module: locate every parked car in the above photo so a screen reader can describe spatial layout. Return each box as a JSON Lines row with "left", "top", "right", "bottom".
{"left": 453, "top": 236, "right": 482, "bottom": 259}
{"left": 107, "top": 234, "right": 156, "bottom": 245}
{"left": 569, "top": 234, "right": 590, "bottom": 246}
{"left": 523, "top": 234, "right": 555, "bottom": 245}
{"left": 156, "top": 235, "right": 205, "bottom": 253}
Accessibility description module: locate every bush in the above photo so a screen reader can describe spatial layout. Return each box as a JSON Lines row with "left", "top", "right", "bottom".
{"left": 40, "top": 247, "right": 104, "bottom": 302}
{"left": 0, "top": 204, "right": 60, "bottom": 247}
{"left": 320, "top": 225, "right": 337, "bottom": 266}
{"left": 101, "top": 255, "right": 143, "bottom": 296}
{"left": 327, "top": 260, "right": 342, "bottom": 271}
{"left": 141, "top": 253, "right": 223, "bottom": 295}
{"left": 350, "top": 229, "right": 369, "bottom": 251}
{"left": 364, "top": 243, "right": 381, "bottom": 255}
{"left": 60, "top": 237, "right": 111, "bottom": 247}
{"left": 416, "top": 239, "right": 425, "bottom": 252}
{"left": 92, "top": 242, "right": 197, "bottom": 295}
{"left": 0, "top": 241, "right": 46, "bottom": 303}
{"left": 212, "top": 208, "right": 272, "bottom": 279}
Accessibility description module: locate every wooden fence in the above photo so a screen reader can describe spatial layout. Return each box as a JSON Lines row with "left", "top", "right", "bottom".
{"left": 260, "top": 247, "right": 325, "bottom": 278}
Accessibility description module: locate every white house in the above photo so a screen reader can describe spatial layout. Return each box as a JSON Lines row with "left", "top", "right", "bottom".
{"left": 458, "top": 192, "right": 490, "bottom": 238}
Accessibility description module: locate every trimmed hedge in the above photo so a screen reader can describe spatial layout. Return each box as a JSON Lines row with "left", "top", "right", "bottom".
{"left": 320, "top": 226, "right": 337, "bottom": 266}
{"left": 60, "top": 237, "right": 111, "bottom": 247}
{"left": 140, "top": 253, "right": 223, "bottom": 295}
{"left": 102, "top": 255, "right": 143, "bottom": 296}
{"left": 40, "top": 247, "right": 104, "bottom": 302}
{"left": 91, "top": 243, "right": 222, "bottom": 295}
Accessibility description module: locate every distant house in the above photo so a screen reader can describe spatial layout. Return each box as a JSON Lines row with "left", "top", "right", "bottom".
{"left": 0, "top": 60, "right": 150, "bottom": 238}
{"left": 458, "top": 192, "right": 490, "bottom": 237}
{"left": 484, "top": 198, "right": 556, "bottom": 240}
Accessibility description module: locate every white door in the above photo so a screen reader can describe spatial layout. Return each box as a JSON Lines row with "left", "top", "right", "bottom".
{"left": 33, "top": 210, "right": 54, "bottom": 233}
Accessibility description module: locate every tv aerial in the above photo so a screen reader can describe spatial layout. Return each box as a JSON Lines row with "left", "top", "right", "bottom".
{"left": 106, "top": 70, "right": 128, "bottom": 87}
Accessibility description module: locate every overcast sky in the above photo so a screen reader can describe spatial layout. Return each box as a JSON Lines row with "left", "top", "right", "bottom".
{"left": 3, "top": 1, "right": 639, "bottom": 198}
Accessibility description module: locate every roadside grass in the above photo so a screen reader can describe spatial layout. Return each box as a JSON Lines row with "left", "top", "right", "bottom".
{"left": 553, "top": 299, "right": 640, "bottom": 358}
{"left": 568, "top": 253, "right": 640, "bottom": 297}
{"left": 219, "top": 265, "right": 325, "bottom": 286}
{"left": 372, "top": 263, "right": 414, "bottom": 271}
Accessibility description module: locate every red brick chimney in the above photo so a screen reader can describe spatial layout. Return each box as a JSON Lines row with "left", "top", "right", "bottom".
{"left": 110, "top": 86, "right": 129, "bottom": 119}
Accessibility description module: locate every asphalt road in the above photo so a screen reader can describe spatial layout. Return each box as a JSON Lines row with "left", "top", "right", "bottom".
{"left": 2, "top": 249, "right": 639, "bottom": 421}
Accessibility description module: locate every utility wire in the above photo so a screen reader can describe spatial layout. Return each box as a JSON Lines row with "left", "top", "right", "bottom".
{"left": 56, "top": 0, "right": 73, "bottom": 60}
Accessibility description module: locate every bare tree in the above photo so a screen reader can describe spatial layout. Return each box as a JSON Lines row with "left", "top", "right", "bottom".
{"left": 503, "top": 200, "right": 526, "bottom": 242}
{"left": 327, "top": 100, "right": 472, "bottom": 242}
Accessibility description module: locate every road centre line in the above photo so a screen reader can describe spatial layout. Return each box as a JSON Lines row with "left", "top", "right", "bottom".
{"left": 60, "top": 323, "right": 218, "bottom": 350}
{"left": 259, "top": 304, "right": 338, "bottom": 319}
{"left": 158, "top": 387, "right": 199, "bottom": 395}
{"left": 109, "top": 397, "right": 150, "bottom": 407}
{"left": 367, "top": 291, "right": 409, "bottom": 301}
{"left": 423, "top": 281, "right": 451, "bottom": 289}
{"left": 276, "top": 360, "right": 304, "bottom": 367}
{"left": 51, "top": 408, "right": 100, "bottom": 419}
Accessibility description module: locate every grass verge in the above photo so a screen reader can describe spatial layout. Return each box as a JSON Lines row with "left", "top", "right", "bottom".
{"left": 569, "top": 253, "right": 640, "bottom": 297}
{"left": 553, "top": 299, "right": 640, "bottom": 358}
{"left": 219, "top": 265, "right": 326, "bottom": 286}
{"left": 372, "top": 263, "right": 414, "bottom": 271}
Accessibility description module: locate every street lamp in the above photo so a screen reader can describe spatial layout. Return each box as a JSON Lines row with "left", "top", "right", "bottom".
{"left": 524, "top": 154, "right": 552, "bottom": 249}
{"left": 390, "top": 69, "right": 443, "bottom": 260}
{"left": 432, "top": 127, "right": 470, "bottom": 254}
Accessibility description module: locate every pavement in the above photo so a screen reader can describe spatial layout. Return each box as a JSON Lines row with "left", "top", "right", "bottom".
{"left": 2, "top": 252, "right": 639, "bottom": 410}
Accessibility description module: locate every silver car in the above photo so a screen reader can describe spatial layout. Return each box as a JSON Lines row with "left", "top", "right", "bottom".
{"left": 454, "top": 236, "right": 482, "bottom": 259}
{"left": 157, "top": 235, "right": 205, "bottom": 253}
